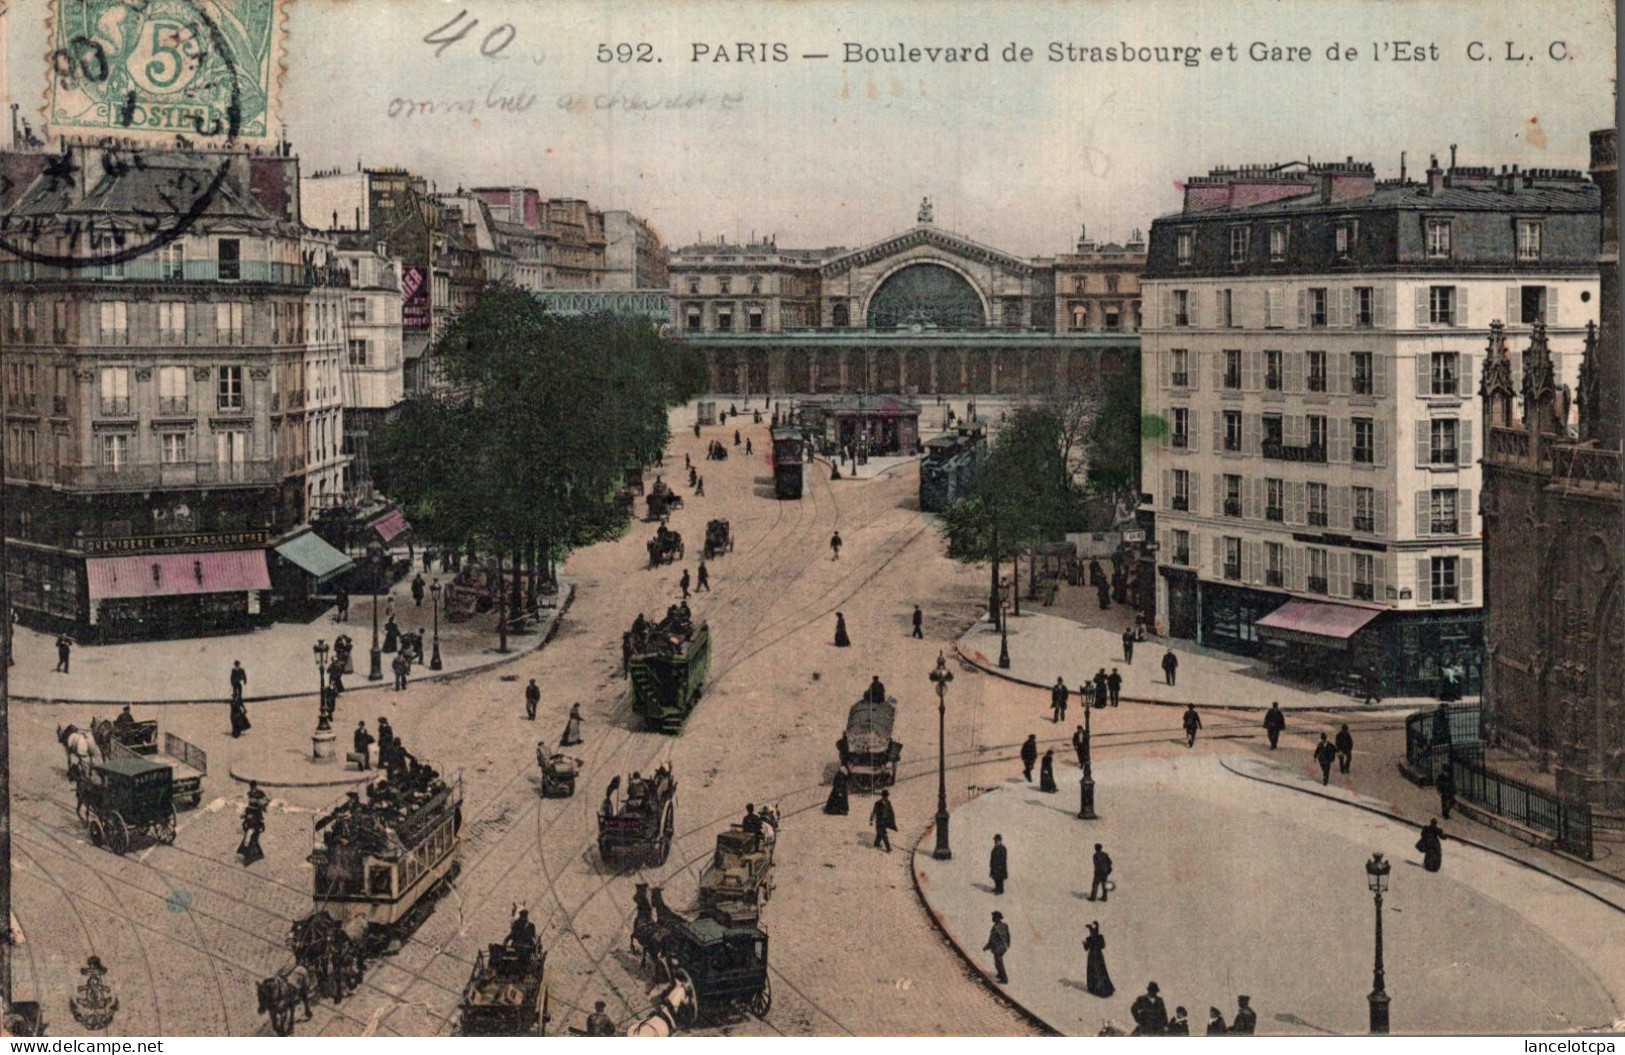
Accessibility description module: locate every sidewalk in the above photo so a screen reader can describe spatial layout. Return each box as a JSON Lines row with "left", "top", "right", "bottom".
{"left": 913, "top": 754, "right": 1625, "bottom": 1037}
{"left": 956, "top": 611, "right": 1454, "bottom": 712}
{"left": 10, "top": 579, "right": 573, "bottom": 706}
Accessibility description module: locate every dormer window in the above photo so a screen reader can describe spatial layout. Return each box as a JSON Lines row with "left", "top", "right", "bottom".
{"left": 1176, "top": 230, "right": 1194, "bottom": 266}
{"left": 1268, "top": 226, "right": 1287, "bottom": 261}
{"left": 1426, "top": 219, "right": 1452, "bottom": 259}
{"left": 1335, "top": 221, "right": 1358, "bottom": 257}
{"left": 1229, "top": 227, "right": 1250, "bottom": 264}
{"left": 1516, "top": 220, "right": 1542, "bottom": 261}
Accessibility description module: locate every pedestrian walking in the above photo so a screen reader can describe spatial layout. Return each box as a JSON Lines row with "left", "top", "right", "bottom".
{"left": 1122, "top": 626, "right": 1135, "bottom": 663}
{"left": 1313, "top": 733, "right": 1337, "bottom": 784}
{"left": 912, "top": 605, "right": 924, "bottom": 639}
{"left": 412, "top": 574, "right": 426, "bottom": 607}
{"left": 1093, "top": 668, "right": 1109, "bottom": 709}
{"left": 833, "top": 612, "right": 851, "bottom": 647}
{"left": 733, "top": 428, "right": 741, "bottom": 447}
{"left": 1039, "top": 748, "right": 1057, "bottom": 792}
{"left": 984, "top": 912, "right": 1011, "bottom": 983}
{"left": 688, "top": 465, "right": 698, "bottom": 487}
{"left": 335, "top": 586, "right": 349, "bottom": 622}
{"left": 1051, "top": 676, "right": 1069, "bottom": 723}
{"left": 1130, "top": 981, "right": 1168, "bottom": 1035}
{"left": 55, "top": 635, "right": 72, "bottom": 673}
{"left": 392, "top": 652, "right": 410, "bottom": 690}
{"left": 684, "top": 452, "right": 691, "bottom": 470}
{"left": 1263, "top": 702, "right": 1286, "bottom": 749}
{"left": 866, "top": 674, "right": 887, "bottom": 703}
{"left": 229, "top": 692, "right": 252, "bottom": 738}
{"left": 869, "top": 789, "right": 897, "bottom": 851}
{"left": 1089, "top": 843, "right": 1113, "bottom": 901}
{"left": 1230, "top": 995, "right": 1257, "bottom": 1034}
{"left": 1435, "top": 762, "right": 1456, "bottom": 819}
{"left": 1020, "top": 734, "right": 1038, "bottom": 782}
{"left": 1206, "top": 1008, "right": 1228, "bottom": 1035}
{"left": 988, "top": 834, "right": 1008, "bottom": 894}
{"left": 560, "top": 702, "right": 584, "bottom": 746}
{"left": 353, "top": 721, "right": 374, "bottom": 770}
{"left": 679, "top": 569, "right": 691, "bottom": 599}
{"left": 745, "top": 437, "right": 753, "bottom": 456}
{"left": 830, "top": 530, "right": 842, "bottom": 561}
{"left": 230, "top": 659, "right": 248, "bottom": 703}
{"left": 1417, "top": 818, "right": 1446, "bottom": 872}
{"left": 1107, "top": 667, "right": 1123, "bottom": 707}
{"left": 694, "top": 476, "right": 704, "bottom": 496}
{"left": 1097, "top": 580, "right": 1111, "bottom": 610}
{"left": 696, "top": 561, "right": 710, "bottom": 592}
{"left": 524, "top": 678, "right": 540, "bottom": 721}
{"left": 824, "top": 767, "right": 851, "bottom": 815}
{"left": 1335, "top": 723, "right": 1355, "bottom": 773}
{"left": 1072, "top": 724, "right": 1089, "bottom": 767}
{"left": 1082, "top": 922, "right": 1114, "bottom": 997}
{"left": 238, "top": 782, "right": 268, "bottom": 865}
{"left": 1182, "top": 704, "right": 1202, "bottom": 747}
{"left": 1161, "top": 649, "right": 1178, "bottom": 686}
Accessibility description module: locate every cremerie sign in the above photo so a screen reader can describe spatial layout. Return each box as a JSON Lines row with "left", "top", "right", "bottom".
{"left": 82, "top": 531, "right": 271, "bottom": 556}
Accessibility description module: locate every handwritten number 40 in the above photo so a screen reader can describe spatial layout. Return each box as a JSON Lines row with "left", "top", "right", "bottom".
{"left": 424, "top": 10, "right": 515, "bottom": 58}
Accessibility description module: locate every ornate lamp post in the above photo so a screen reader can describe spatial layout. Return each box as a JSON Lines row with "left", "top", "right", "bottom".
{"left": 998, "top": 599, "right": 1011, "bottom": 669}
{"left": 1078, "top": 682, "right": 1096, "bottom": 819}
{"left": 429, "top": 580, "right": 443, "bottom": 670}
{"left": 929, "top": 652, "right": 954, "bottom": 860}
{"left": 366, "top": 542, "right": 383, "bottom": 681}
{"left": 1366, "top": 852, "right": 1392, "bottom": 1034}
{"left": 313, "top": 639, "right": 332, "bottom": 732}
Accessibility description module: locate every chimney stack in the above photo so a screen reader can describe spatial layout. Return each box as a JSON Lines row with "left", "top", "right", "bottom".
{"left": 1426, "top": 154, "right": 1445, "bottom": 195}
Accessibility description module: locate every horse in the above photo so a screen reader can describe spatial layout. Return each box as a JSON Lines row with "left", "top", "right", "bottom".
{"left": 56, "top": 725, "right": 100, "bottom": 784}
{"left": 256, "top": 964, "right": 313, "bottom": 1036}
{"left": 625, "top": 977, "right": 693, "bottom": 1037}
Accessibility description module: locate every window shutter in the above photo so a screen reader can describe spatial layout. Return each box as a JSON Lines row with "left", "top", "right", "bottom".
{"left": 1460, "top": 558, "right": 1474, "bottom": 603}
{"left": 1415, "top": 424, "right": 1430, "bottom": 467}
{"left": 1375, "top": 421, "right": 1389, "bottom": 466}
{"left": 1162, "top": 291, "right": 1172, "bottom": 328}
{"left": 1459, "top": 354, "right": 1474, "bottom": 397}
{"left": 1285, "top": 351, "right": 1305, "bottom": 393}
{"left": 1162, "top": 469, "right": 1172, "bottom": 506}
{"left": 1244, "top": 414, "right": 1261, "bottom": 456}
{"left": 1188, "top": 294, "right": 1201, "bottom": 328}
{"left": 1339, "top": 287, "right": 1353, "bottom": 327}
{"left": 1186, "top": 351, "right": 1200, "bottom": 391}
{"left": 1162, "top": 352, "right": 1172, "bottom": 390}
{"left": 1458, "top": 420, "right": 1474, "bottom": 466}
{"left": 1212, "top": 536, "right": 1224, "bottom": 578}
{"left": 1212, "top": 411, "right": 1223, "bottom": 453}
{"left": 1286, "top": 414, "right": 1304, "bottom": 446}
{"left": 1512, "top": 351, "right": 1523, "bottom": 390}
{"left": 1415, "top": 287, "right": 1429, "bottom": 327}
{"left": 1331, "top": 485, "right": 1351, "bottom": 529}
{"left": 1212, "top": 474, "right": 1223, "bottom": 517}
{"left": 1241, "top": 541, "right": 1255, "bottom": 583}
{"left": 1416, "top": 558, "right": 1432, "bottom": 604}
{"left": 1297, "top": 289, "right": 1308, "bottom": 327}
{"left": 1189, "top": 473, "right": 1200, "bottom": 511}
{"left": 1287, "top": 481, "right": 1306, "bottom": 525}
{"left": 1415, "top": 354, "right": 1430, "bottom": 397}
{"left": 1374, "top": 490, "right": 1389, "bottom": 535}
{"left": 1160, "top": 407, "right": 1171, "bottom": 449}
{"left": 1244, "top": 350, "right": 1260, "bottom": 391}
{"left": 1455, "top": 286, "right": 1469, "bottom": 328}
{"left": 1160, "top": 528, "right": 1171, "bottom": 559}
{"left": 1506, "top": 286, "right": 1518, "bottom": 326}
{"left": 1547, "top": 289, "right": 1558, "bottom": 327}
{"left": 1373, "top": 353, "right": 1388, "bottom": 397}
{"left": 1415, "top": 491, "right": 1430, "bottom": 536}
{"left": 1215, "top": 289, "right": 1226, "bottom": 323}
{"left": 1460, "top": 488, "right": 1474, "bottom": 536}
{"left": 1332, "top": 352, "right": 1350, "bottom": 395}
{"left": 1329, "top": 418, "right": 1348, "bottom": 463}
{"left": 1374, "top": 286, "right": 1390, "bottom": 328}
{"left": 1291, "top": 547, "right": 1307, "bottom": 592}
{"left": 1373, "top": 554, "right": 1388, "bottom": 601}
{"left": 1332, "top": 551, "right": 1351, "bottom": 597}
{"left": 1211, "top": 351, "right": 1224, "bottom": 390}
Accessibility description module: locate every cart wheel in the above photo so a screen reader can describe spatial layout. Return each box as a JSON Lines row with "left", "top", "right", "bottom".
{"left": 109, "top": 811, "right": 130, "bottom": 855}
{"left": 656, "top": 804, "right": 674, "bottom": 865}
{"left": 673, "top": 967, "right": 699, "bottom": 1029}
{"left": 88, "top": 814, "right": 107, "bottom": 848}
{"left": 749, "top": 976, "right": 772, "bottom": 1018}
{"left": 598, "top": 839, "right": 613, "bottom": 865}
{"left": 271, "top": 1002, "right": 295, "bottom": 1036}
{"left": 163, "top": 803, "right": 179, "bottom": 845}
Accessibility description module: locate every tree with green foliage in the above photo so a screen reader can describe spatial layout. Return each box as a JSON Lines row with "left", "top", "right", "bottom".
{"left": 1081, "top": 366, "right": 1144, "bottom": 494}
{"left": 939, "top": 407, "right": 1082, "bottom": 622}
{"left": 373, "top": 285, "right": 707, "bottom": 609}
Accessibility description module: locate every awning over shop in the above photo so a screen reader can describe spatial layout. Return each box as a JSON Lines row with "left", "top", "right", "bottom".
{"left": 86, "top": 550, "right": 272, "bottom": 601}
{"left": 274, "top": 532, "right": 356, "bottom": 584}
{"left": 369, "top": 509, "right": 411, "bottom": 543}
{"left": 1255, "top": 599, "right": 1383, "bottom": 650}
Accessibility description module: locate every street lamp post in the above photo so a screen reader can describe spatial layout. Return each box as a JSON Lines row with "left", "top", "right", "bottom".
{"left": 366, "top": 543, "right": 383, "bottom": 681}
{"left": 929, "top": 652, "right": 954, "bottom": 860}
{"left": 998, "top": 600, "right": 1011, "bottom": 669}
{"left": 314, "top": 639, "right": 332, "bottom": 732}
{"left": 1366, "top": 852, "right": 1392, "bottom": 1034}
{"left": 1078, "top": 683, "right": 1097, "bottom": 819}
{"left": 429, "top": 580, "right": 443, "bottom": 670}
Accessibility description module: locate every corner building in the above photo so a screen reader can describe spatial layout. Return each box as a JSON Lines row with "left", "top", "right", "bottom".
{"left": 1142, "top": 157, "right": 1599, "bottom": 696}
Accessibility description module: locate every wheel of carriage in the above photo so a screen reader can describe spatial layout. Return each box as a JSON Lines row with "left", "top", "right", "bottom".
{"left": 748, "top": 976, "right": 772, "bottom": 1018}
{"left": 161, "top": 803, "right": 179, "bottom": 845}
{"left": 675, "top": 541, "right": 684, "bottom": 561}
{"left": 598, "top": 838, "right": 613, "bottom": 865}
{"left": 88, "top": 813, "right": 107, "bottom": 849}
{"left": 673, "top": 967, "right": 700, "bottom": 1030}
{"left": 270, "top": 1001, "right": 296, "bottom": 1036}
{"left": 655, "top": 803, "right": 675, "bottom": 865}
{"left": 108, "top": 811, "right": 131, "bottom": 855}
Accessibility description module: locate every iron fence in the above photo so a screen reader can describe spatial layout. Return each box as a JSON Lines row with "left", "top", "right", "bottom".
{"left": 1448, "top": 745, "right": 1593, "bottom": 860}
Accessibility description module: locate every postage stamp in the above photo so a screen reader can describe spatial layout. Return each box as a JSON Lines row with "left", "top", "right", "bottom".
{"left": 44, "top": 0, "right": 283, "bottom": 144}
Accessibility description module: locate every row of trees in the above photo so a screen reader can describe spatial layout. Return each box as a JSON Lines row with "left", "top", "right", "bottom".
{"left": 372, "top": 285, "right": 708, "bottom": 608}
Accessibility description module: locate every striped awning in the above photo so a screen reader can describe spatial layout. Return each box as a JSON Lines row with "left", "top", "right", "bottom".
{"left": 1255, "top": 599, "right": 1383, "bottom": 650}
{"left": 86, "top": 550, "right": 272, "bottom": 601}
{"left": 369, "top": 509, "right": 411, "bottom": 543}
{"left": 274, "top": 532, "right": 356, "bottom": 584}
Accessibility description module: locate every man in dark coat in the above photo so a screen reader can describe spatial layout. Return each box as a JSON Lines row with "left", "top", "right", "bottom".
{"left": 1020, "top": 734, "right": 1038, "bottom": 782}
{"left": 392, "top": 651, "right": 410, "bottom": 690}
{"left": 1436, "top": 762, "right": 1456, "bottom": 819}
{"left": 1313, "top": 733, "right": 1338, "bottom": 784}
{"left": 377, "top": 718, "right": 396, "bottom": 767}
{"left": 984, "top": 912, "right": 1011, "bottom": 984}
{"left": 1335, "top": 723, "right": 1355, "bottom": 772}
{"left": 55, "top": 635, "right": 72, "bottom": 673}
{"left": 1206, "top": 1008, "right": 1228, "bottom": 1035}
{"left": 335, "top": 586, "right": 349, "bottom": 622}
{"left": 912, "top": 605, "right": 924, "bottom": 639}
{"left": 868, "top": 789, "right": 897, "bottom": 852}
{"left": 1418, "top": 818, "right": 1446, "bottom": 871}
{"left": 1182, "top": 704, "right": 1202, "bottom": 747}
{"left": 830, "top": 531, "right": 842, "bottom": 561}
{"left": 1162, "top": 649, "right": 1179, "bottom": 686}
{"left": 411, "top": 574, "right": 426, "bottom": 607}
{"left": 1230, "top": 995, "right": 1257, "bottom": 1034}
{"left": 230, "top": 659, "right": 248, "bottom": 703}
{"left": 1089, "top": 843, "right": 1112, "bottom": 901}
{"left": 679, "top": 569, "right": 691, "bottom": 600}
{"left": 1072, "top": 725, "right": 1089, "bottom": 767}
{"left": 1051, "top": 677, "right": 1069, "bottom": 723}
{"left": 1121, "top": 625, "right": 1135, "bottom": 663}
{"left": 988, "top": 834, "right": 1008, "bottom": 895}
{"left": 585, "top": 1002, "right": 616, "bottom": 1036}
{"left": 353, "top": 721, "right": 374, "bottom": 770}
{"left": 524, "top": 678, "right": 541, "bottom": 721}
{"left": 1107, "top": 667, "right": 1123, "bottom": 707}
{"left": 867, "top": 675, "right": 887, "bottom": 703}
{"left": 1263, "top": 702, "right": 1286, "bottom": 749}
{"left": 1130, "top": 982, "right": 1169, "bottom": 1035}
{"left": 1093, "top": 668, "right": 1109, "bottom": 709}
{"left": 696, "top": 561, "right": 710, "bottom": 592}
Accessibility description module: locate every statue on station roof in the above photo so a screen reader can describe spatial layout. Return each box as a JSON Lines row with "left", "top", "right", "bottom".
{"left": 917, "top": 196, "right": 934, "bottom": 225}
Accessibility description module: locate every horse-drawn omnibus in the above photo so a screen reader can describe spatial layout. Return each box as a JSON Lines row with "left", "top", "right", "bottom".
{"left": 771, "top": 427, "right": 804, "bottom": 500}
{"left": 840, "top": 696, "right": 902, "bottom": 792}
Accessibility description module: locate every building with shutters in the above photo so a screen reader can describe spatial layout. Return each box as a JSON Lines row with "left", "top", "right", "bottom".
{"left": 1141, "top": 155, "right": 1599, "bottom": 697}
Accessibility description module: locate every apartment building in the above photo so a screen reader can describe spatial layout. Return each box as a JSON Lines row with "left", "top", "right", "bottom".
{"left": 1142, "top": 156, "right": 1599, "bottom": 696}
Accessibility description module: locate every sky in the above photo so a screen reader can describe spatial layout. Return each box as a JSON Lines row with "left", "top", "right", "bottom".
{"left": 2, "top": 0, "right": 1616, "bottom": 257}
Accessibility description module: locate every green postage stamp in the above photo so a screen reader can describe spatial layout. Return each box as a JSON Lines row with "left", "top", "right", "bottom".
{"left": 46, "top": 0, "right": 282, "bottom": 143}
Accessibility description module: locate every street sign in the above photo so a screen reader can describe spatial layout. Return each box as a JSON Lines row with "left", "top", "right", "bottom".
{"left": 1122, "top": 530, "right": 1146, "bottom": 543}
{"left": 1144, "top": 542, "right": 1161, "bottom": 552}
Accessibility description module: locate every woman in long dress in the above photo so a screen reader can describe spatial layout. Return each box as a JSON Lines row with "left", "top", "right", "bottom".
{"left": 1039, "top": 749, "right": 1057, "bottom": 793}
{"left": 1083, "top": 921, "right": 1113, "bottom": 997}
{"left": 1417, "top": 818, "right": 1445, "bottom": 872}
{"left": 824, "top": 767, "right": 851, "bottom": 815}
{"left": 229, "top": 696, "right": 252, "bottom": 738}
{"left": 834, "top": 613, "right": 851, "bottom": 648}
{"left": 560, "top": 702, "right": 584, "bottom": 746}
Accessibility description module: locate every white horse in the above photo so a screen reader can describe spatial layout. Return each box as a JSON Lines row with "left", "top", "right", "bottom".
{"left": 625, "top": 977, "right": 693, "bottom": 1037}
{"left": 56, "top": 725, "right": 101, "bottom": 783}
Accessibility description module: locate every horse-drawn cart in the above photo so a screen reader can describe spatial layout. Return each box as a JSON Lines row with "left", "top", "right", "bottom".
{"left": 102, "top": 719, "right": 206, "bottom": 809}
{"left": 629, "top": 888, "right": 770, "bottom": 1028}
{"left": 646, "top": 527, "right": 684, "bottom": 568}
{"left": 598, "top": 766, "right": 677, "bottom": 866}
{"left": 646, "top": 479, "right": 684, "bottom": 521}
{"left": 697, "top": 810, "right": 779, "bottom": 909}
{"left": 537, "top": 744, "right": 582, "bottom": 798}
{"left": 703, "top": 519, "right": 733, "bottom": 560}
{"left": 459, "top": 942, "right": 551, "bottom": 1036}
{"left": 74, "top": 757, "right": 178, "bottom": 855}
{"left": 840, "top": 696, "right": 902, "bottom": 792}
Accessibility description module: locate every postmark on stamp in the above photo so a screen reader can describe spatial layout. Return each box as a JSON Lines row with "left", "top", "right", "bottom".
{"left": 46, "top": 0, "right": 282, "bottom": 144}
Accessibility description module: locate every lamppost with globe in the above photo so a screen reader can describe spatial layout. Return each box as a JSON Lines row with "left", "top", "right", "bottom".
{"left": 313, "top": 639, "right": 332, "bottom": 732}
{"left": 928, "top": 652, "right": 954, "bottom": 860}
{"left": 366, "top": 541, "right": 383, "bottom": 681}
{"left": 1366, "top": 852, "right": 1392, "bottom": 1034}
{"left": 998, "top": 599, "right": 1011, "bottom": 669}
{"left": 1077, "top": 679, "right": 1096, "bottom": 819}
{"left": 429, "top": 580, "right": 443, "bottom": 670}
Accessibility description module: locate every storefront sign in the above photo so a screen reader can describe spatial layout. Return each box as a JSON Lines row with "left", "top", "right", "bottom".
{"left": 402, "top": 266, "right": 431, "bottom": 330}
{"left": 82, "top": 531, "right": 270, "bottom": 555}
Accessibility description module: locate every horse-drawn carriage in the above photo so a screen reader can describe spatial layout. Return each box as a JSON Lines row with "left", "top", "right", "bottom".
{"left": 629, "top": 886, "right": 770, "bottom": 1028}
{"left": 646, "top": 479, "right": 684, "bottom": 521}
{"left": 646, "top": 526, "right": 684, "bottom": 568}
{"left": 840, "top": 696, "right": 902, "bottom": 792}
{"left": 536, "top": 743, "right": 582, "bottom": 798}
{"left": 458, "top": 940, "right": 551, "bottom": 1036}
{"left": 624, "top": 466, "right": 646, "bottom": 495}
{"left": 597, "top": 766, "right": 677, "bottom": 866}
{"left": 103, "top": 719, "right": 206, "bottom": 809}
{"left": 73, "top": 757, "right": 178, "bottom": 855}
{"left": 697, "top": 809, "right": 779, "bottom": 909}
{"left": 703, "top": 519, "right": 734, "bottom": 560}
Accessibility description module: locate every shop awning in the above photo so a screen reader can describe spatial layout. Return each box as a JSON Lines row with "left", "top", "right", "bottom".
{"left": 369, "top": 509, "right": 411, "bottom": 543}
{"left": 274, "top": 532, "right": 356, "bottom": 584}
{"left": 1255, "top": 599, "right": 1383, "bottom": 650}
{"left": 87, "top": 550, "right": 272, "bottom": 601}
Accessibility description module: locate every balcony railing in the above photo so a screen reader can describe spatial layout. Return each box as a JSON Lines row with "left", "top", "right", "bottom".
{"left": 1431, "top": 518, "right": 1459, "bottom": 535}
{"left": 1352, "top": 376, "right": 1374, "bottom": 395}
{"left": 1224, "top": 499, "right": 1243, "bottom": 517}
{"left": 1262, "top": 441, "right": 1326, "bottom": 464}
{"left": 1353, "top": 582, "right": 1375, "bottom": 601}
{"left": 1353, "top": 514, "right": 1375, "bottom": 532}
{"left": 1172, "top": 434, "right": 1188, "bottom": 449}
{"left": 1353, "top": 446, "right": 1375, "bottom": 464}
{"left": 1173, "top": 549, "right": 1190, "bottom": 566}
{"left": 1307, "top": 575, "right": 1329, "bottom": 594}
{"left": 1223, "top": 562, "right": 1242, "bottom": 581}
{"left": 1265, "top": 373, "right": 1282, "bottom": 390}
{"left": 60, "top": 460, "right": 279, "bottom": 489}
{"left": 1223, "top": 370, "right": 1242, "bottom": 389}
{"left": 1266, "top": 505, "right": 1284, "bottom": 522}
{"left": 157, "top": 397, "right": 189, "bottom": 416}
{"left": 1435, "top": 586, "right": 1460, "bottom": 603}
{"left": 1171, "top": 496, "right": 1189, "bottom": 511}
{"left": 1430, "top": 449, "right": 1459, "bottom": 465}
{"left": 99, "top": 398, "right": 131, "bottom": 417}
{"left": 1171, "top": 372, "right": 1190, "bottom": 387}
{"left": 1308, "top": 374, "right": 1327, "bottom": 392}
{"left": 1488, "top": 426, "right": 1531, "bottom": 462}
{"left": 1308, "top": 510, "right": 1328, "bottom": 527}
{"left": 1265, "top": 569, "right": 1284, "bottom": 587}
{"left": 0, "top": 259, "right": 350, "bottom": 288}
